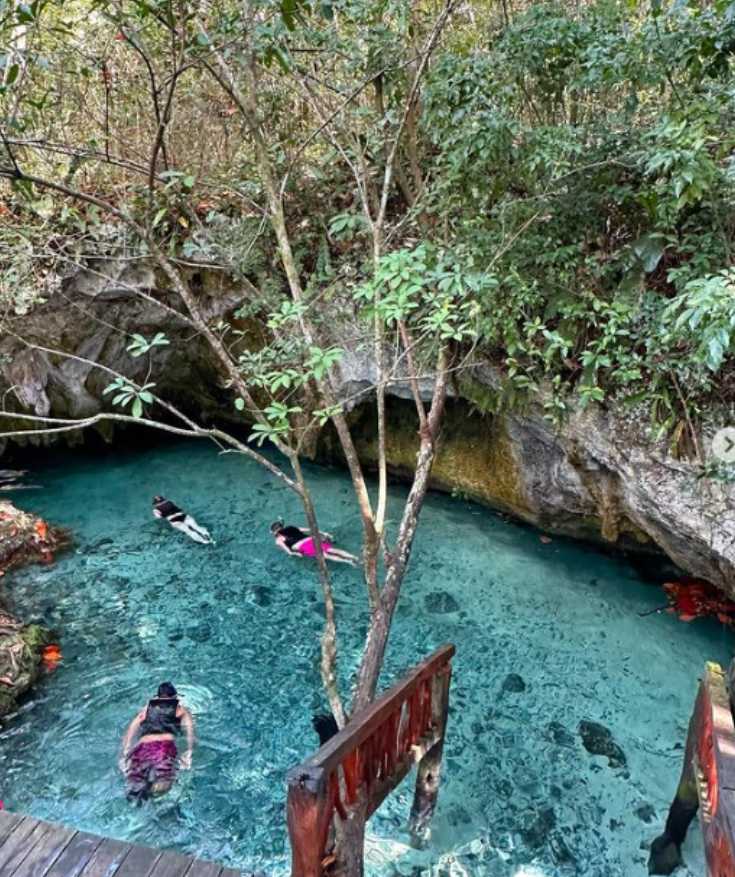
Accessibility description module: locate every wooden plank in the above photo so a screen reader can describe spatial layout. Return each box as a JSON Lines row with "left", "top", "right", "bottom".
{"left": 11, "top": 822, "right": 75, "bottom": 877}
{"left": 78, "top": 837, "right": 131, "bottom": 877}
{"left": 111, "top": 844, "right": 161, "bottom": 877}
{"left": 0, "top": 812, "right": 26, "bottom": 848}
{"left": 303, "top": 644, "right": 455, "bottom": 773}
{"left": 149, "top": 851, "right": 194, "bottom": 877}
{"left": 0, "top": 818, "right": 51, "bottom": 873}
{"left": 43, "top": 831, "right": 101, "bottom": 877}
{"left": 704, "top": 664, "right": 735, "bottom": 791}
{"left": 183, "top": 860, "right": 222, "bottom": 877}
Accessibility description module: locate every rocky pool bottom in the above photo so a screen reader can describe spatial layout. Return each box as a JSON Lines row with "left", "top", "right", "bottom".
{"left": 0, "top": 440, "right": 731, "bottom": 876}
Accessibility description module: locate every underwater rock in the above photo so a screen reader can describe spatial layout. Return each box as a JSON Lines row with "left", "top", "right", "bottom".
{"left": 519, "top": 806, "right": 556, "bottom": 849}
{"left": 186, "top": 624, "right": 211, "bottom": 643}
{"left": 549, "top": 832, "right": 576, "bottom": 864}
{"left": 501, "top": 673, "right": 526, "bottom": 693}
{"left": 424, "top": 591, "right": 460, "bottom": 614}
{"left": 635, "top": 803, "right": 656, "bottom": 824}
{"left": 250, "top": 585, "right": 272, "bottom": 607}
{"left": 578, "top": 720, "right": 627, "bottom": 768}
{"left": 546, "top": 721, "right": 576, "bottom": 748}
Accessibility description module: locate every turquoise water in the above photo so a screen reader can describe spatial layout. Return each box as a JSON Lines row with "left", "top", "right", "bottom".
{"left": 0, "top": 440, "right": 731, "bottom": 876}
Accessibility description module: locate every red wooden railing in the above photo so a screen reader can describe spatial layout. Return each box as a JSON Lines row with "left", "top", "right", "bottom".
{"left": 286, "top": 644, "right": 455, "bottom": 877}
{"left": 693, "top": 664, "right": 735, "bottom": 876}
{"left": 651, "top": 661, "right": 735, "bottom": 876}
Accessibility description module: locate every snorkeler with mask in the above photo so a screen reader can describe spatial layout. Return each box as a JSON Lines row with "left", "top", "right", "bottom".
{"left": 119, "top": 682, "right": 195, "bottom": 803}
{"left": 269, "top": 519, "right": 359, "bottom": 566}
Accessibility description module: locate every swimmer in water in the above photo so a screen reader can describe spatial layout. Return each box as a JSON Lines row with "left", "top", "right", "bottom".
{"left": 152, "top": 495, "right": 214, "bottom": 544}
{"left": 269, "top": 519, "right": 359, "bottom": 566}
{"left": 119, "top": 682, "right": 195, "bottom": 803}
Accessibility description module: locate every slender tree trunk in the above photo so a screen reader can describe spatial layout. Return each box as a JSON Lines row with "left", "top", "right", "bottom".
{"left": 352, "top": 350, "right": 448, "bottom": 712}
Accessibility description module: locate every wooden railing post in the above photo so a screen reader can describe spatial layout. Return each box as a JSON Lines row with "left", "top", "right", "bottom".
{"left": 650, "top": 661, "right": 735, "bottom": 876}
{"left": 286, "top": 645, "right": 455, "bottom": 875}
{"left": 409, "top": 662, "right": 451, "bottom": 847}
{"left": 287, "top": 765, "right": 331, "bottom": 877}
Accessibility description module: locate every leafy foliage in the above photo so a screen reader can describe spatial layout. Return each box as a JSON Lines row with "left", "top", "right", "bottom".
{"left": 4, "top": 0, "right": 735, "bottom": 453}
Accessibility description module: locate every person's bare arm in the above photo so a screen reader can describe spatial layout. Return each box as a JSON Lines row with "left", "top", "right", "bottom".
{"left": 179, "top": 708, "right": 195, "bottom": 769}
{"left": 298, "top": 526, "right": 334, "bottom": 540}
{"left": 276, "top": 537, "right": 302, "bottom": 557}
{"left": 119, "top": 710, "right": 144, "bottom": 772}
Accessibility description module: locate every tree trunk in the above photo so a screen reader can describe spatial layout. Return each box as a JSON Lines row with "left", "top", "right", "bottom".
{"left": 333, "top": 805, "right": 367, "bottom": 877}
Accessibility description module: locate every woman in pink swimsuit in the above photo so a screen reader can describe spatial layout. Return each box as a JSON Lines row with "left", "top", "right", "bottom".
{"left": 270, "top": 520, "right": 359, "bottom": 566}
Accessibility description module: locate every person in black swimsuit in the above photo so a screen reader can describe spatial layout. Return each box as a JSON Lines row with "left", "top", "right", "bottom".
{"left": 152, "top": 496, "right": 213, "bottom": 544}
{"left": 119, "top": 682, "right": 195, "bottom": 802}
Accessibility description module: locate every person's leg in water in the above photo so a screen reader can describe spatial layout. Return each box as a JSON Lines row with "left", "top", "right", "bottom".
{"left": 169, "top": 515, "right": 213, "bottom": 544}
{"left": 324, "top": 547, "right": 360, "bottom": 566}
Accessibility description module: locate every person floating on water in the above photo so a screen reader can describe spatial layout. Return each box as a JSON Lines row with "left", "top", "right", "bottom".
{"left": 119, "top": 682, "right": 195, "bottom": 803}
{"left": 269, "top": 519, "right": 359, "bottom": 566}
{"left": 153, "top": 495, "right": 214, "bottom": 544}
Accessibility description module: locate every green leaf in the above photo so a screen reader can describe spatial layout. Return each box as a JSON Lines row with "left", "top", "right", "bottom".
{"left": 5, "top": 64, "right": 19, "bottom": 86}
{"left": 152, "top": 207, "right": 167, "bottom": 227}
{"left": 132, "top": 398, "right": 143, "bottom": 418}
{"left": 182, "top": 175, "right": 195, "bottom": 189}
{"left": 234, "top": 398, "right": 245, "bottom": 411}
{"left": 707, "top": 336, "right": 725, "bottom": 371}
{"left": 272, "top": 47, "right": 290, "bottom": 72}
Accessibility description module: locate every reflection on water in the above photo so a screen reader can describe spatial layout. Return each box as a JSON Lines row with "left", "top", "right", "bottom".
{"left": 0, "top": 441, "right": 730, "bottom": 876}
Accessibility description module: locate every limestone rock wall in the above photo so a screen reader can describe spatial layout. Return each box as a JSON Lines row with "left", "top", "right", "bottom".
{"left": 321, "top": 393, "right": 735, "bottom": 593}
{"left": 1, "top": 266, "right": 733, "bottom": 595}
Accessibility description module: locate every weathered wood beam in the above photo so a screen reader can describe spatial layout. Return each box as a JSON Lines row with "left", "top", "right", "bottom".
{"left": 409, "top": 664, "right": 452, "bottom": 847}
{"left": 304, "top": 645, "right": 454, "bottom": 775}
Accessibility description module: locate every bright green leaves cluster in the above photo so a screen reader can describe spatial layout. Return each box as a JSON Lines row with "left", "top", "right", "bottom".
{"left": 328, "top": 213, "right": 368, "bottom": 242}
{"left": 640, "top": 114, "right": 724, "bottom": 216}
{"left": 237, "top": 332, "right": 343, "bottom": 447}
{"left": 414, "top": 0, "right": 735, "bottom": 434}
{"left": 102, "top": 378, "right": 156, "bottom": 418}
{"left": 356, "top": 245, "right": 486, "bottom": 343}
{"left": 249, "top": 402, "right": 303, "bottom": 446}
{"left": 127, "top": 332, "right": 170, "bottom": 357}
{"left": 664, "top": 270, "right": 735, "bottom": 373}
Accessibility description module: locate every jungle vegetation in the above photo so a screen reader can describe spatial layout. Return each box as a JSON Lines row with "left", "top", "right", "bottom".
{"left": 2, "top": 1, "right": 735, "bottom": 867}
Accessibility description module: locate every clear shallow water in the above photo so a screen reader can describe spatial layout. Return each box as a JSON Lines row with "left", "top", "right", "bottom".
{"left": 0, "top": 440, "right": 731, "bottom": 876}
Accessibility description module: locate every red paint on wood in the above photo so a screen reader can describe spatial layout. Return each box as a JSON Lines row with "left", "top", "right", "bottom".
{"left": 706, "top": 823, "right": 735, "bottom": 877}
{"left": 698, "top": 687, "right": 719, "bottom": 819}
{"left": 288, "top": 645, "right": 455, "bottom": 876}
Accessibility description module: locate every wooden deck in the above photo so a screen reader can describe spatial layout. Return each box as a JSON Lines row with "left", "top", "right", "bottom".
{"left": 0, "top": 810, "right": 242, "bottom": 877}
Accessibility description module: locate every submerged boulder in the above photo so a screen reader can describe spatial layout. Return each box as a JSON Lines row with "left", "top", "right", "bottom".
{"left": 578, "top": 720, "right": 627, "bottom": 768}
{"left": 501, "top": 673, "right": 526, "bottom": 694}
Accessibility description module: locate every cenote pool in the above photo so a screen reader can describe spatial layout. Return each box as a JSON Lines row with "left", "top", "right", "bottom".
{"left": 0, "top": 440, "right": 731, "bottom": 876}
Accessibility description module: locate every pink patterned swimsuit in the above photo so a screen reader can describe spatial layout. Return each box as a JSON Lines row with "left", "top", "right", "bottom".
{"left": 297, "top": 537, "right": 332, "bottom": 557}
